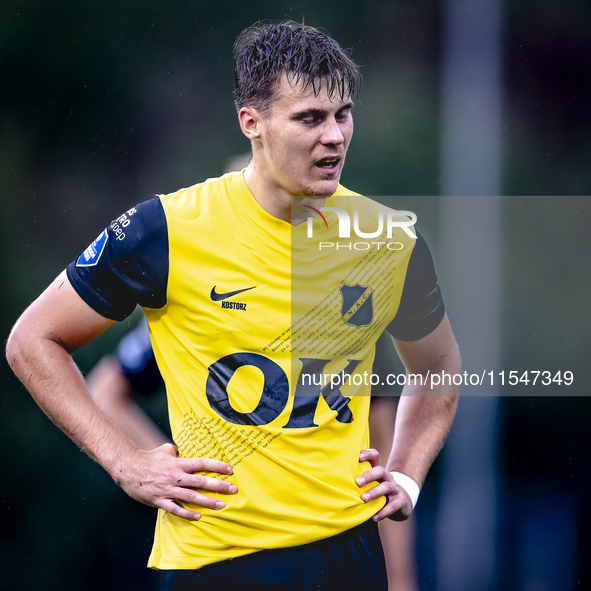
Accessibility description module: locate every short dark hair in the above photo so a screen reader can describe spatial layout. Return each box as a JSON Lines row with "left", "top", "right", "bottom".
{"left": 233, "top": 20, "right": 361, "bottom": 115}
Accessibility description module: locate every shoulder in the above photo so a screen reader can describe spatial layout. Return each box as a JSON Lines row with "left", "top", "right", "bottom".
{"left": 107, "top": 196, "right": 167, "bottom": 253}
{"left": 66, "top": 196, "right": 170, "bottom": 321}
{"left": 157, "top": 172, "right": 237, "bottom": 214}
{"left": 326, "top": 186, "right": 417, "bottom": 248}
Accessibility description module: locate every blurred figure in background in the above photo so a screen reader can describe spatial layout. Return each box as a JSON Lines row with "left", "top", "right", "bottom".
{"left": 87, "top": 317, "right": 169, "bottom": 451}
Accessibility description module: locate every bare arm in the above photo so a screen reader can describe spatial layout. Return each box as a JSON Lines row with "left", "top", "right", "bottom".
{"left": 388, "top": 313, "right": 460, "bottom": 484}
{"left": 358, "top": 314, "right": 460, "bottom": 521}
{"left": 86, "top": 356, "right": 169, "bottom": 451}
{"left": 6, "top": 271, "right": 237, "bottom": 520}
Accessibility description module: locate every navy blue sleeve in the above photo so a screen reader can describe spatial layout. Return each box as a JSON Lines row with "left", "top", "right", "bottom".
{"left": 386, "top": 231, "right": 445, "bottom": 342}
{"left": 66, "top": 196, "right": 169, "bottom": 321}
{"left": 115, "top": 318, "right": 163, "bottom": 393}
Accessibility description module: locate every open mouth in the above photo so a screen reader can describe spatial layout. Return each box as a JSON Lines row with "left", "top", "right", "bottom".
{"left": 315, "top": 157, "right": 341, "bottom": 169}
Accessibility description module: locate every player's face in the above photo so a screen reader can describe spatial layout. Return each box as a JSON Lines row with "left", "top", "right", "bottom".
{"left": 257, "top": 75, "right": 354, "bottom": 198}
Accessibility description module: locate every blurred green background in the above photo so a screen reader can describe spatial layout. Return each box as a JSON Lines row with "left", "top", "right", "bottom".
{"left": 2, "top": 0, "right": 590, "bottom": 589}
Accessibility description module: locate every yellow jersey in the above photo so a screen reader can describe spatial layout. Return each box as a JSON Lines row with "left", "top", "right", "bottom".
{"left": 67, "top": 170, "right": 444, "bottom": 570}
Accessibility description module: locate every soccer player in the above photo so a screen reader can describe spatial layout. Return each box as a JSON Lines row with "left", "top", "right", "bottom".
{"left": 7, "top": 21, "right": 460, "bottom": 590}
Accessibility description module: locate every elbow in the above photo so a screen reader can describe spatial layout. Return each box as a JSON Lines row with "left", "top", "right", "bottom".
{"left": 445, "top": 329, "right": 462, "bottom": 377}
{"left": 6, "top": 316, "right": 44, "bottom": 379}
{"left": 441, "top": 339, "right": 461, "bottom": 407}
{"left": 6, "top": 322, "right": 25, "bottom": 375}
{"left": 451, "top": 345, "right": 462, "bottom": 400}
{"left": 451, "top": 342, "right": 462, "bottom": 376}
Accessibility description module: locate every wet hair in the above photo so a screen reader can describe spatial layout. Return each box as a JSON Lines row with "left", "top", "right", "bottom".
{"left": 233, "top": 20, "right": 361, "bottom": 116}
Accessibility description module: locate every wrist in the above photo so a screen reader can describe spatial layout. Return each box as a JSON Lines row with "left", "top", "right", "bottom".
{"left": 100, "top": 436, "right": 139, "bottom": 480}
{"left": 390, "top": 471, "right": 421, "bottom": 509}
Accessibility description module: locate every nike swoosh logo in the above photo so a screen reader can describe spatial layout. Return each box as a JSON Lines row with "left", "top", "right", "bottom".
{"left": 210, "top": 286, "right": 256, "bottom": 301}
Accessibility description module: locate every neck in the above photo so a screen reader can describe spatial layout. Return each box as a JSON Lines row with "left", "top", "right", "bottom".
{"left": 243, "top": 163, "right": 328, "bottom": 226}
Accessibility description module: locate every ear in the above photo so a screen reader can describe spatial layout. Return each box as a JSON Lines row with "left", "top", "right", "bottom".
{"left": 238, "top": 106, "right": 262, "bottom": 140}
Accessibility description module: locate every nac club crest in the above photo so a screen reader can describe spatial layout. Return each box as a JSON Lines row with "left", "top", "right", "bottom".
{"left": 339, "top": 283, "right": 374, "bottom": 327}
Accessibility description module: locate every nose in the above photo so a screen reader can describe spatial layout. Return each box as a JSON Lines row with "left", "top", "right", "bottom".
{"left": 320, "top": 117, "right": 345, "bottom": 146}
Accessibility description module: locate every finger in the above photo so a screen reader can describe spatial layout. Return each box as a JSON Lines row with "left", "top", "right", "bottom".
{"left": 356, "top": 465, "right": 389, "bottom": 487}
{"left": 178, "top": 473, "right": 238, "bottom": 495}
{"left": 361, "top": 481, "right": 397, "bottom": 503}
{"left": 359, "top": 448, "right": 379, "bottom": 467}
{"left": 179, "top": 458, "right": 234, "bottom": 475}
{"left": 373, "top": 503, "right": 402, "bottom": 522}
{"left": 174, "top": 488, "right": 228, "bottom": 510}
{"left": 160, "top": 498, "right": 201, "bottom": 521}
{"left": 375, "top": 487, "right": 413, "bottom": 522}
{"left": 374, "top": 496, "right": 411, "bottom": 522}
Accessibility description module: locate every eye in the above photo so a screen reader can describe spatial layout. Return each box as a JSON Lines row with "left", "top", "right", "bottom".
{"left": 302, "top": 115, "right": 322, "bottom": 126}
{"left": 336, "top": 109, "right": 351, "bottom": 122}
